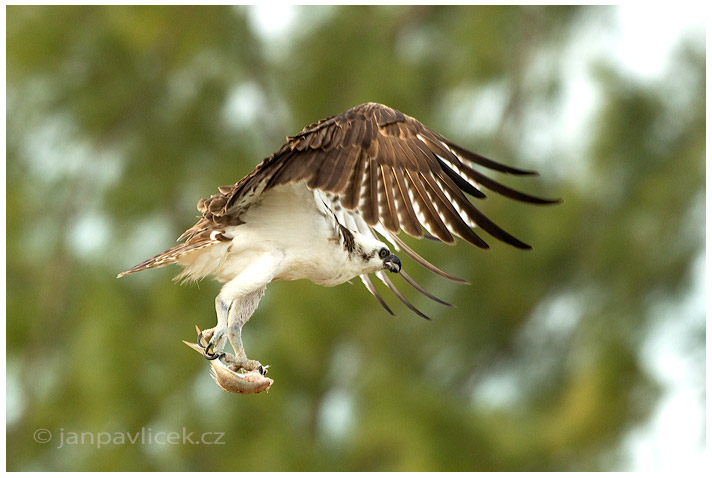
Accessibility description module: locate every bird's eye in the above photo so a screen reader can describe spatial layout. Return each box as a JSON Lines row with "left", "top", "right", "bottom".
{"left": 378, "top": 248, "right": 389, "bottom": 259}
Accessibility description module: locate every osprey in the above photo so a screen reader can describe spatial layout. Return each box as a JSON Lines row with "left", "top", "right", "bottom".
{"left": 118, "top": 102, "right": 558, "bottom": 394}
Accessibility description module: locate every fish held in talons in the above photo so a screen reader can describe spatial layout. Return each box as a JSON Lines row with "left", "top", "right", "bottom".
{"left": 183, "top": 327, "right": 273, "bottom": 395}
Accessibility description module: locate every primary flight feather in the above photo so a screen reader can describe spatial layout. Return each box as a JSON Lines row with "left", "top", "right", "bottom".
{"left": 118, "top": 102, "right": 558, "bottom": 393}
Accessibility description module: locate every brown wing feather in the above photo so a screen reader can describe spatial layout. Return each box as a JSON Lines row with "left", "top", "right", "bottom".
{"left": 362, "top": 158, "right": 380, "bottom": 226}
{"left": 404, "top": 168, "right": 454, "bottom": 243}
{"left": 341, "top": 150, "right": 368, "bottom": 210}
{"left": 390, "top": 165, "right": 423, "bottom": 237}
{"left": 378, "top": 165, "right": 400, "bottom": 233}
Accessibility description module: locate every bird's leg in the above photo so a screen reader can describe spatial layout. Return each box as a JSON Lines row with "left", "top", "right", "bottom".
{"left": 196, "top": 296, "right": 231, "bottom": 360}
{"left": 222, "top": 287, "right": 267, "bottom": 374}
{"left": 202, "top": 252, "right": 281, "bottom": 374}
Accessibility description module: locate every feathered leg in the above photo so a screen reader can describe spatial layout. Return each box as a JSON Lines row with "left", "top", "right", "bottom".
{"left": 222, "top": 287, "right": 267, "bottom": 373}
{"left": 197, "top": 251, "right": 282, "bottom": 374}
{"left": 196, "top": 296, "right": 230, "bottom": 359}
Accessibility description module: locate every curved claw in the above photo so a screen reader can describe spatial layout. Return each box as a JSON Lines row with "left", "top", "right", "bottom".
{"left": 203, "top": 347, "right": 221, "bottom": 361}
{"left": 197, "top": 330, "right": 207, "bottom": 348}
{"left": 195, "top": 326, "right": 221, "bottom": 360}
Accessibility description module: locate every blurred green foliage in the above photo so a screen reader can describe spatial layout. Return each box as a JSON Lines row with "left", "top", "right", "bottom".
{"left": 6, "top": 5, "right": 705, "bottom": 471}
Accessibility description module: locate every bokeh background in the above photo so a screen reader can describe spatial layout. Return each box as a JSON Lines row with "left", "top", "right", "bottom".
{"left": 5, "top": 5, "right": 706, "bottom": 472}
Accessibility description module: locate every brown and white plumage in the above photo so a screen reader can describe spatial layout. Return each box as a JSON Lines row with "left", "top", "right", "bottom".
{"left": 118, "top": 103, "right": 558, "bottom": 392}
{"left": 119, "top": 102, "right": 556, "bottom": 318}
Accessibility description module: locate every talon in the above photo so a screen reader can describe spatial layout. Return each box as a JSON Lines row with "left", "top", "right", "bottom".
{"left": 197, "top": 327, "right": 214, "bottom": 348}
{"left": 203, "top": 343, "right": 221, "bottom": 361}
{"left": 220, "top": 354, "right": 265, "bottom": 374}
{"left": 194, "top": 326, "right": 223, "bottom": 360}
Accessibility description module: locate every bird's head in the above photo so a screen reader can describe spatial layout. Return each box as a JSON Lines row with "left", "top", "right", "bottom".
{"left": 352, "top": 233, "right": 402, "bottom": 274}
{"left": 380, "top": 246, "right": 402, "bottom": 273}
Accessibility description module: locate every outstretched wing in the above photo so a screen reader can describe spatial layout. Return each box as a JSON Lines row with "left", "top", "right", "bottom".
{"left": 120, "top": 102, "right": 558, "bottom": 317}
{"left": 207, "top": 102, "right": 558, "bottom": 317}
{"left": 257, "top": 102, "right": 557, "bottom": 248}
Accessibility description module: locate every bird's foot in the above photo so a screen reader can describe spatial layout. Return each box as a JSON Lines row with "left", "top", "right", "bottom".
{"left": 220, "top": 352, "right": 268, "bottom": 376}
{"left": 195, "top": 325, "right": 225, "bottom": 360}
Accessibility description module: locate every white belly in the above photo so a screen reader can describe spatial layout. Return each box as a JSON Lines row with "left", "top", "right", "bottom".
{"left": 184, "top": 184, "right": 366, "bottom": 287}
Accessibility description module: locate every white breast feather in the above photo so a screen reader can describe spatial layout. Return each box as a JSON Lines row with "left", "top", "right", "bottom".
{"left": 177, "top": 183, "right": 385, "bottom": 288}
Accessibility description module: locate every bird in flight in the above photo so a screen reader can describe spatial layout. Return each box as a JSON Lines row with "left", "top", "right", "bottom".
{"left": 118, "top": 102, "right": 558, "bottom": 394}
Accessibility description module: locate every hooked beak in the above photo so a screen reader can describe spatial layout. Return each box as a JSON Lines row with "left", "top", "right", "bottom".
{"left": 384, "top": 253, "right": 402, "bottom": 273}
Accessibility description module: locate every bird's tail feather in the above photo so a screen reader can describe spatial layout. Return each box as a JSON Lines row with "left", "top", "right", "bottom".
{"left": 116, "top": 241, "right": 214, "bottom": 278}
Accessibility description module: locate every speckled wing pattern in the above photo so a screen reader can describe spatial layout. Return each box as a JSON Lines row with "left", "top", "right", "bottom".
{"left": 119, "top": 103, "right": 558, "bottom": 318}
